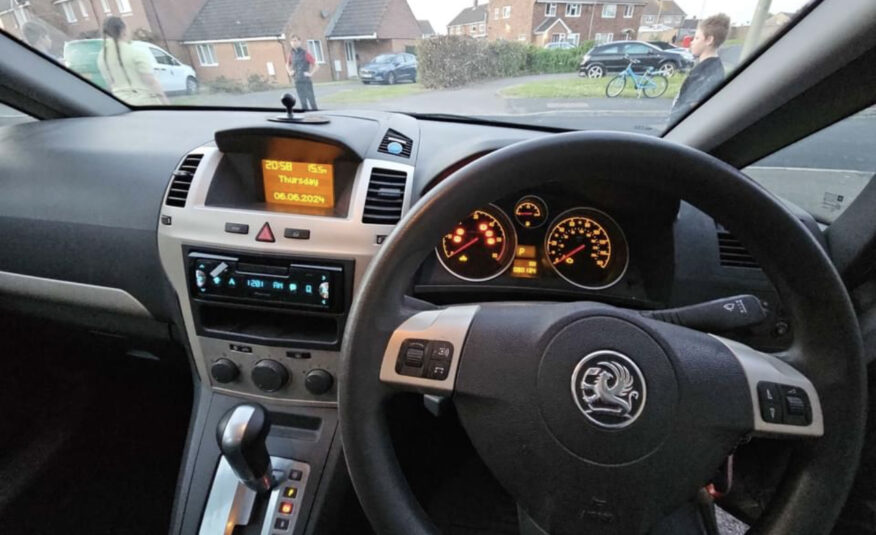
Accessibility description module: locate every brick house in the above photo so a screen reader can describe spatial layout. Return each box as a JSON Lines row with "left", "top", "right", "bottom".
{"left": 486, "top": 1, "right": 647, "bottom": 46}
{"left": 182, "top": 0, "right": 341, "bottom": 85}
{"left": 1, "top": 0, "right": 204, "bottom": 64}
{"left": 447, "top": 2, "right": 487, "bottom": 39}
{"left": 324, "top": 0, "right": 421, "bottom": 80}
{"left": 417, "top": 19, "right": 434, "bottom": 39}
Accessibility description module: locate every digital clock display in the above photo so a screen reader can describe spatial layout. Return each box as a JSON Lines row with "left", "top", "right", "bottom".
{"left": 262, "top": 159, "right": 334, "bottom": 209}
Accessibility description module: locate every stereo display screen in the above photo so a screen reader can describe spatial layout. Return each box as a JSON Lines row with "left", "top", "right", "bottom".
{"left": 262, "top": 159, "right": 335, "bottom": 209}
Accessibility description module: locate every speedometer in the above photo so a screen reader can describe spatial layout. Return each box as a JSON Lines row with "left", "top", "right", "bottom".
{"left": 436, "top": 205, "right": 517, "bottom": 282}
{"left": 545, "top": 208, "right": 629, "bottom": 289}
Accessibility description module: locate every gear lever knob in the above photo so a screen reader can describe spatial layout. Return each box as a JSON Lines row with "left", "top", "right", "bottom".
{"left": 216, "top": 403, "right": 274, "bottom": 494}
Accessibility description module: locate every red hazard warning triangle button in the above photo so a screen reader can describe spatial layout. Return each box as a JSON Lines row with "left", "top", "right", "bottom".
{"left": 256, "top": 222, "right": 275, "bottom": 243}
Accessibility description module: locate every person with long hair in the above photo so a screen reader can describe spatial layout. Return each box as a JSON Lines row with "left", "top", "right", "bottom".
{"left": 97, "top": 16, "right": 168, "bottom": 105}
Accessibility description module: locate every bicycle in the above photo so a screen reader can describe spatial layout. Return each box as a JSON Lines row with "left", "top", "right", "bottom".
{"left": 605, "top": 57, "right": 669, "bottom": 98}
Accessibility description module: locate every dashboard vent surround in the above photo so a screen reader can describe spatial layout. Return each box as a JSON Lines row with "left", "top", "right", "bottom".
{"left": 378, "top": 129, "right": 413, "bottom": 158}
{"left": 717, "top": 228, "right": 759, "bottom": 269}
{"left": 165, "top": 153, "right": 203, "bottom": 207}
{"left": 363, "top": 168, "right": 408, "bottom": 224}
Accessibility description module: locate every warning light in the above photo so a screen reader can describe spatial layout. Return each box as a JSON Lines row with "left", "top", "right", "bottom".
{"left": 459, "top": 255, "right": 469, "bottom": 263}
{"left": 565, "top": 258, "right": 574, "bottom": 264}
{"left": 279, "top": 502, "right": 294, "bottom": 515}
{"left": 515, "top": 245, "right": 536, "bottom": 259}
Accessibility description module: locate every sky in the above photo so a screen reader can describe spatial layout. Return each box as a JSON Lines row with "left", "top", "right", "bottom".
{"left": 407, "top": 0, "right": 812, "bottom": 34}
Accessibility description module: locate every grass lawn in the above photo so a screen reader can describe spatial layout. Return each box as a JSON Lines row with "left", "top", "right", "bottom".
{"left": 500, "top": 74, "right": 685, "bottom": 99}
{"left": 322, "top": 82, "right": 425, "bottom": 104}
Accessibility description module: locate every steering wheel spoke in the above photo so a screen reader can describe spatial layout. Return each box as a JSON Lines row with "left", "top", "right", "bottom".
{"left": 378, "top": 305, "right": 479, "bottom": 395}
{"left": 710, "top": 336, "right": 823, "bottom": 439}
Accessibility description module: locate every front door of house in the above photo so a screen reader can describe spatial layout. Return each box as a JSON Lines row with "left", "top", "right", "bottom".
{"left": 345, "top": 41, "right": 358, "bottom": 78}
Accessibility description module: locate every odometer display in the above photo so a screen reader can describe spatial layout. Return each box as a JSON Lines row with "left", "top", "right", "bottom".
{"left": 545, "top": 208, "right": 628, "bottom": 289}
{"left": 437, "top": 206, "right": 516, "bottom": 281}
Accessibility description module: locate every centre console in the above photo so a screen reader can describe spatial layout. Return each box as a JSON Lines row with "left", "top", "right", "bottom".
{"left": 158, "top": 114, "right": 418, "bottom": 534}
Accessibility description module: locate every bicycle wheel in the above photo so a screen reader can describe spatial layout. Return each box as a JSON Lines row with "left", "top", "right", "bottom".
{"left": 605, "top": 75, "right": 626, "bottom": 98}
{"left": 643, "top": 74, "right": 669, "bottom": 98}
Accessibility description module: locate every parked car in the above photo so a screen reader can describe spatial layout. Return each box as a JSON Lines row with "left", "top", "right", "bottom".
{"left": 63, "top": 40, "right": 199, "bottom": 95}
{"left": 359, "top": 53, "right": 417, "bottom": 85}
{"left": 545, "top": 41, "right": 577, "bottom": 50}
{"left": 579, "top": 40, "right": 695, "bottom": 78}
{"left": 648, "top": 40, "right": 695, "bottom": 62}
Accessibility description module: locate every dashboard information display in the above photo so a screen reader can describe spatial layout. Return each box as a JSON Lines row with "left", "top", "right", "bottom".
{"left": 262, "top": 159, "right": 334, "bottom": 209}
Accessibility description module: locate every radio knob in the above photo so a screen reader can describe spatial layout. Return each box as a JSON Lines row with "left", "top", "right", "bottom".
{"left": 304, "top": 369, "right": 333, "bottom": 395}
{"left": 211, "top": 358, "right": 239, "bottom": 384}
{"left": 252, "top": 360, "right": 289, "bottom": 392}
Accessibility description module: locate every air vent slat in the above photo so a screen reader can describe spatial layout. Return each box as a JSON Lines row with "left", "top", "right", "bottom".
{"left": 716, "top": 228, "right": 759, "bottom": 269}
{"left": 378, "top": 129, "right": 413, "bottom": 158}
{"left": 363, "top": 167, "right": 408, "bottom": 224}
{"left": 164, "top": 154, "right": 203, "bottom": 207}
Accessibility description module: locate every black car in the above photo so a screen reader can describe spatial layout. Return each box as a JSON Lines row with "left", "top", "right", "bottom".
{"left": 359, "top": 53, "right": 418, "bottom": 85}
{"left": 579, "top": 40, "right": 694, "bottom": 78}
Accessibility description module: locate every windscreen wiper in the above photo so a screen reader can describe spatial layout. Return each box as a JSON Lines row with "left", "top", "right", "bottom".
{"left": 402, "top": 112, "right": 571, "bottom": 133}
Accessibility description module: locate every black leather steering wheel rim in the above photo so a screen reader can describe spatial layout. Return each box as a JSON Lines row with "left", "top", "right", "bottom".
{"left": 339, "top": 132, "right": 865, "bottom": 534}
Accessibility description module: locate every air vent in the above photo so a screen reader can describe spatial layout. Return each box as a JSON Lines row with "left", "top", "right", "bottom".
{"left": 164, "top": 153, "right": 203, "bottom": 207}
{"left": 378, "top": 129, "right": 413, "bottom": 158}
{"left": 362, "top": 168, "right": 408, "bottom": 224}
{"left": 717, "top": 228, "right": 759, "bottom": 269}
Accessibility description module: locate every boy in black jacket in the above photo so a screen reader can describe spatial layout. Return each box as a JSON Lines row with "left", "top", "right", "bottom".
{"left": 669, "top": 14, "right": 731, "bottom": 124}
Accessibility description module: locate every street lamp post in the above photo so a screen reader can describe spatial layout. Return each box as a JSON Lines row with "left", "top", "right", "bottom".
{"left": 740, "top": 0, "right": 772, "bottom": 61}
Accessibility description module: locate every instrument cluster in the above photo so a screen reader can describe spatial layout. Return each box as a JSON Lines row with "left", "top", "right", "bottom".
{"left": 436, "top": 195, "right": 630, "bottom": 290}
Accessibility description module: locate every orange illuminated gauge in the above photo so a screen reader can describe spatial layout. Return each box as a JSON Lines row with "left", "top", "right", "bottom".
{"left": 545, "top": 208, "right": 629, "bottom": 289}
{"left": 514, "top": 195, "right": 548, "bottom": 229}
{"left": 436, "top": 205, "right": 517, "bottom": 281}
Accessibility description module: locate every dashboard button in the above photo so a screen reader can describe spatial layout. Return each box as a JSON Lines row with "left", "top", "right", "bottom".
{"left": 304, "top": 369, "right": 334, "bottom": 395}
{"left": 256, "top": 222, "right": 276, "bottom": 243}
{"left": 211, "top": 359, "right": 239, "bottom": 384}
{"left": 252, "top": 359, "right": 289, "bottom": 392}
{"left": 224, "top": 222, "right": 249, "bottom": 235}
{"left": 284, "top": 228, "right": 311, "bottom": 240}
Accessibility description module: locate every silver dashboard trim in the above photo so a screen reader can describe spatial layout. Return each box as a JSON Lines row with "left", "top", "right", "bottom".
{"left": 712, "top": 335, "right": 824, "bottom": 437}
{"left": 157, "top": 146, "right": 415, "bottom": 403}
{"left": 0, "top": 269, "right": 152, "bottom": 318}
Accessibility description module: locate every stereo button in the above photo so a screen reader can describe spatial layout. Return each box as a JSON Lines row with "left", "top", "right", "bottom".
{"left": 224, "top": 222, "right": 249, "bottom": 235}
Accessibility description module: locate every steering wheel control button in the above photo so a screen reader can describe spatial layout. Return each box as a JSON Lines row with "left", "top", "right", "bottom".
{"left": 757, "top": 382, "right": 783, "bottom": 423}
{"left": 780, "top": 385, "right": 812, "bottom": 426}
{"left": 304, "top": 369, "right": 334, "bottom": 395}
{"left": 255, "top": 222, "right": 276, "bottom": 243}
{"left": 283, "top": 486, "right": 298, "bottom": 498}
{"left": 210, "top": 358, "right": 239, "bottom": 384}
{"left": 571, "top": 350, "right": 647, "bottom": 429}
{"left": 289, "top": 469, "right": 303, "bottom": 481}
{"left": 395, "top": 339, "right": 455, "bottom": 380}
{"left": 224, "top": 222, "right": 249, "bottom": 235}
{"left": 274, "top": 518, "right": 290, "bottom": 530}
{"left": 251, "top": 359, "right": 289, "bottom": 392}
{"left": 284, "top": 228, "right": 311, "bottom": 240}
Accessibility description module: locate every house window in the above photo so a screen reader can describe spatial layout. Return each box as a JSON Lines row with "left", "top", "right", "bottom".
{"left": 602, "top": 4, "right": 617, "bottom": 18}
{"left": 643, "top": 14, "right": 655, "bottom": 24}
{"left": 545, "top": 3, "right": 556, "bottom": 17}
{"left": 233, "top": 41, "right": 249, "bottom": 60}
{"left": 195, "top": 44, "right": 217, "bottom": 66}
{"left": 502, "top": 6, "right": 511, "bottom": 19}
{"left": 479, "top": 23, "right": 485, "bottom": 33}
{"left": 100, "top": 0, "right": 111, "bottom": 13}
{"left": 550, "top": 33, "right": 565, "bottom": 43}
{"left": 518, "top": 34, "right": 527, "bottom": 41}
{"left": 307, "top": 39, "right": 325, "bottom": 64}
{"left": 78, "top": 0, "right": 89, "bottom": 18}
{"left": 493, "top": 7, "right": 499, "bottom": 20}
{"left": 470, "top": 23, "right": 477, "bottom": 32}
{"left": 566, "top": 3, "right": 582, "bottom": 17}
{"left": 623, "top": 5, "right": 634, "bottom": 18}
{"left": 116, "top": 0, "right": 132, "bottom": 14}
{"left": 663, "top": 15, "right": 672, "bottom": 24}
{"left": 569, "top": 33, "right": 580, "bottom": 45}
{"left": 61, "top": 2, "right": 77, "bottom": 23}
{"left": 594, "top": 32, "right": 614, "bottom": 44}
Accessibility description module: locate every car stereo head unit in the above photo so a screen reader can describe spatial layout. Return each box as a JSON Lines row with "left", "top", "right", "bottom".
{"left": 189, "top": 252, "right": 345, "bottom": 313}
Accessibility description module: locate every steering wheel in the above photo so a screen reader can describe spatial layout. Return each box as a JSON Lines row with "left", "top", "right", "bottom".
{"left": 339, "top": 132, "right": 865, "bottom": 534}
